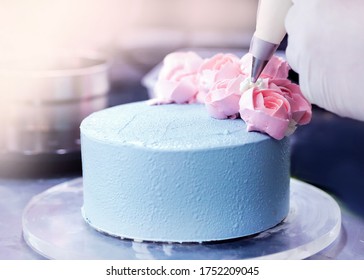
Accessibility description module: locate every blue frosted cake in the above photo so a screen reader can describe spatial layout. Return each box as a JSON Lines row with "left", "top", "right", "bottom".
{"left": 80, "top": 101, "right": 290, "bottom": 242}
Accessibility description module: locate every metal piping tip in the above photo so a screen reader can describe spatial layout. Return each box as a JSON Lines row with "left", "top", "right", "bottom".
{"left": 249, "top": 36, "right": 279, "bottom": 83}
{"left": 251, "top": 56, "right": 269, "bottom": 83}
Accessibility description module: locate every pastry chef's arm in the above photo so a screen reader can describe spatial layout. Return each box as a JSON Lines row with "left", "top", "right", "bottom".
{"left": 285, "top": 0, "right": 364, "bottom": 121}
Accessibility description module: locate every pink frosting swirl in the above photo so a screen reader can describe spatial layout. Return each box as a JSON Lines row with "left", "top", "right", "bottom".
{"left": 269, "top": 81, "right": 312, "bottom": 125}
{"left": 197, "top": 53, "right": 243, "bottom": 103}
{"left": 239, "top": 87, "right": 291, "bottom": 140}
{"left": 240, "top": 53, "right": 289, "bottom": 80}
{"left": 205, "top": 75, "right": 244, "bottom": 119}
{"left": 153, "top": 52, "right": 203, "bottom": 104}
{"left": 239, "top": 53, "right": 312, "bottom": 139}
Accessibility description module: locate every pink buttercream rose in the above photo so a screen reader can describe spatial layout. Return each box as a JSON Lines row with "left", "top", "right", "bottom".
{"left": 269, "top": 81, "right": 312, "bottom": 125}
{"left": 239, "top": 87, "right": 292, "bottom": 140}
{"left": 197, "top": 53, "right": 244, "bottom": 103}
{"left": 153, "top": 52, "right": 203, "bottom": 104}
{"left": 240, "top": 53, "right": 289, "bottom": 80}
{"left": 205, "top": 75, "right": 245, "bottom": 119}
{"left": 261, "top": 55, "right": 290, "bottom": 80}
{"left": 239, "top": 53, "right": 311, "bottom": 139}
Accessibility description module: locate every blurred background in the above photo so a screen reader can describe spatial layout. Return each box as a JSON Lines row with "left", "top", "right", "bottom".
{"left": 0, "top": 0, "right": 257, "bottom": 83}
{"left": 0, "top": 0, "right": 258, "bottom": 176}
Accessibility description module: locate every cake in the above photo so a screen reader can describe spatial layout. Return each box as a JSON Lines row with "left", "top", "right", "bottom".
{"left": 80, "top": 51, "right": 311, "bottom": 243}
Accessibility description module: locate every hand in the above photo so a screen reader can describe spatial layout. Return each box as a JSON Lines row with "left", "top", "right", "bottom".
{"left": 285, "top": 0, "right": 364, "bottom": 121}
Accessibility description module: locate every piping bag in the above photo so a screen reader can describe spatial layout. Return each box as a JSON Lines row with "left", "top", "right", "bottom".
{"left": 250, "top": 0, "right": 292, "bottom": 82}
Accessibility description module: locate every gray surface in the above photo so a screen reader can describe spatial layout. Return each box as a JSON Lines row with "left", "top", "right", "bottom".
{"left": 1, "top": 175, "right": 364, "bottom": 260}
{"left": 0, "top": 176, "right": 74, "bottom": 260}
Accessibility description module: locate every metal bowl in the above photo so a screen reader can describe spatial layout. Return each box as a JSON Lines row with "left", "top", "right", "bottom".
{"left": 0, "top": 51, "right": 109, "bottom": 156}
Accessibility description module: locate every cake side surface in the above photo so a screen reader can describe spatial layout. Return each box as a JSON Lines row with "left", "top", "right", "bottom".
{"left": 81, "top": 101, "right": 290, "bottom": 242}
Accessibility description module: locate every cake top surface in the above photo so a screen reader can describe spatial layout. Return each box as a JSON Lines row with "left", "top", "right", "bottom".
{"left": 81, "top": 101, "right": 273, "bottom": 151}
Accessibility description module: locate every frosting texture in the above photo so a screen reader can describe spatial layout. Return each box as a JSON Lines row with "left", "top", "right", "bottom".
{"left": 152, "top": 52, "right": 312, "bottom": 140}
{"left": 153, "top": 52, "right": 203, "bottom": 104}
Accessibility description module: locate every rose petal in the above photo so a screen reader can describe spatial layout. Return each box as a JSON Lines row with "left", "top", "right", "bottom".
{"left": 154, "top": 52, "right": 203, "bottom": 103}
{"left": 239, "top": 87, "right": 291, "bottom": 139}
{"left": 240, "top": 108, "right": 289, "bottom": 140}
{"left": 240, "top": 53, "right": 290, "bottom": 80}
{"left": 261, "top": 56, "right": 290, "bottom": 79}
{"left": 205, "top": 75, "right": 244, "bottom": 119}
{"left": 154, "top": 79, "right": 197, "bottom": 104}
{"left": 199, "top": 53, "right": 243, "bottom": 97}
